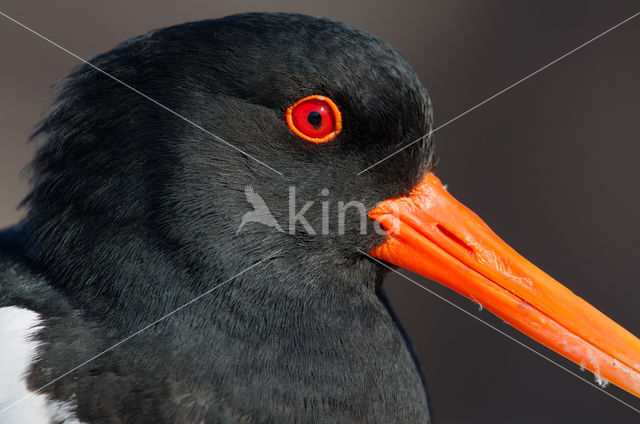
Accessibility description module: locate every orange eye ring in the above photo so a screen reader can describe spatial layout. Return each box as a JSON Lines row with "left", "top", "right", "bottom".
{"left": 286, "top": 95, "right": 342, "bottom": 144}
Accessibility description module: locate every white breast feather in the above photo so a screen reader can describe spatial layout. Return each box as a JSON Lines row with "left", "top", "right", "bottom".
{"left": 0, "top": 306, "right": 81, "bottom": 423}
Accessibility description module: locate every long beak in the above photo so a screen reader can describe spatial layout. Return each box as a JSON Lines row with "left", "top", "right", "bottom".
{"left": 369, "top": 173, "right": 640, "bottom": 397}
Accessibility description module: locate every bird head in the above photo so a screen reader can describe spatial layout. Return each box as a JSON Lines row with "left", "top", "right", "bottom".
{"left": 22, "top": 12, "right": 640, "bottom": 399}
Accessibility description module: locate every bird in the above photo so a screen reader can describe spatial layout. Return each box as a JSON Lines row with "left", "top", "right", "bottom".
{"left": 1, "top": 12, "right": 640, "bottom": 423}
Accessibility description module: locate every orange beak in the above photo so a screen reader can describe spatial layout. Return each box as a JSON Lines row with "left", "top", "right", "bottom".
{"left": 369, "top": 173, "right": 640, "bottom": 397}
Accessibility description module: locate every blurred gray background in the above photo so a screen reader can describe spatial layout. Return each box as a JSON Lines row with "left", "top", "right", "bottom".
{"left": 1, "top": 1, "right": 639, "bottom": 422}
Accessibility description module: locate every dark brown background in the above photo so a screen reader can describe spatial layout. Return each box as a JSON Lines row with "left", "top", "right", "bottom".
{"left": 1, "top": 1, "right": 639, "bottom": 422}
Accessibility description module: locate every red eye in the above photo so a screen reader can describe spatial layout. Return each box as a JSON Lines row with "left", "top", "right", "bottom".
{"left": 286, "top": 95, "right": 342, "bottom": 143}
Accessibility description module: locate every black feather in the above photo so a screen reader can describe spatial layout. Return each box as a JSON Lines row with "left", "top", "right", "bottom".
{"left": 2, "top": 12, "right": 435, "bottom": 423}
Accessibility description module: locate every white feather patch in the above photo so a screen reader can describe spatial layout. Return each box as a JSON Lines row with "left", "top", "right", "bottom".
{"left": 0, "top": 306, "right": 81, "bottom": 423}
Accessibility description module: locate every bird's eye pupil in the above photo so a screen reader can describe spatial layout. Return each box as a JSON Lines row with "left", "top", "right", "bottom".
{"left": 307, "top": 111, "right": 323, "bottom": 127}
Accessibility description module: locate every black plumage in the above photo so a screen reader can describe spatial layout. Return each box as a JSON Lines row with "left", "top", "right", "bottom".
{"left": 1, "top": 13, "right": 435, "bottom": 423}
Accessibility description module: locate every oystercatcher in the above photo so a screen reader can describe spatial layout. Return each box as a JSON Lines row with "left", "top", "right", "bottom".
{"left": 1, "top": 12, "right": 639, "bottom": 423}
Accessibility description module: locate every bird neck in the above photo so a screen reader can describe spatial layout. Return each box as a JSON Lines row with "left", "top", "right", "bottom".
{"left": 18, "top": 222, "right": 431, "bottom": 420}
